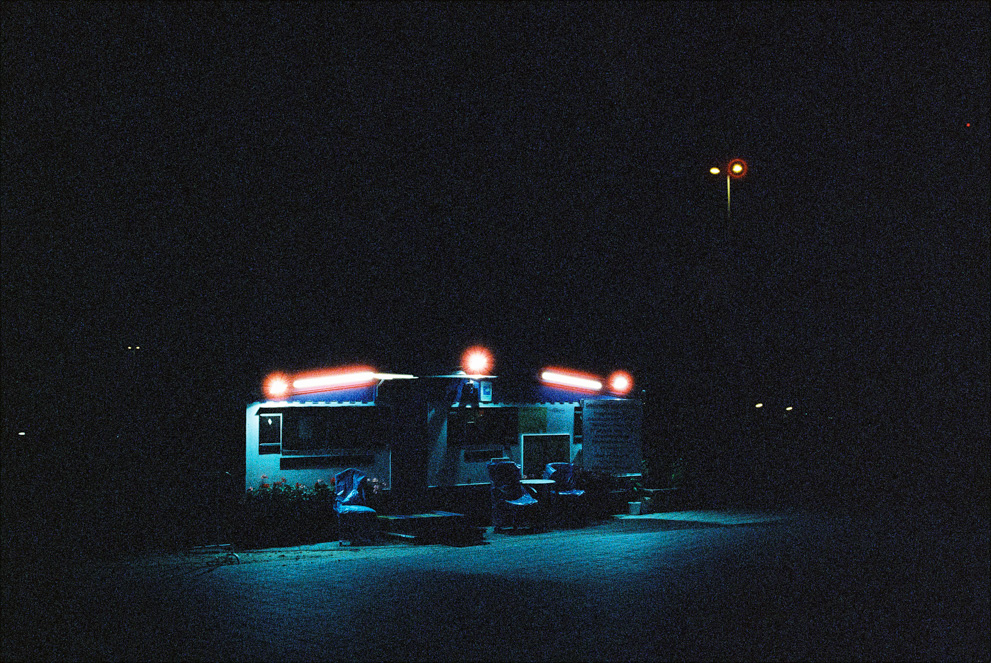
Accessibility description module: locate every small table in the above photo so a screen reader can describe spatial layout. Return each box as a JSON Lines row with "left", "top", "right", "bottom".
{"left": 520, "top": 478, "right": 556, "bottom": 500}
{"left": 520, "top": 479, "right": 556, "bottom": 528}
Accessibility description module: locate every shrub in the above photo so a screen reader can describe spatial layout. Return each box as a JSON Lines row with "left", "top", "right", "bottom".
{"left": 242, "top": 476, "right": 336, "bottom": 546}
{"left": 240, "top": 475, "right": 386, "bottom": 547}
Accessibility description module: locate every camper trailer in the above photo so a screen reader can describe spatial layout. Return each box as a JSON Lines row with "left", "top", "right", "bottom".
{"left": 245, "top": 364, "right": 642, "bottom": 498}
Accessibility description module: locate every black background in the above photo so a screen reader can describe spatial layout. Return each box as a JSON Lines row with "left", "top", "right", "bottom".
{"left": 2, "top": 2, "right": 988, "bottom": 551}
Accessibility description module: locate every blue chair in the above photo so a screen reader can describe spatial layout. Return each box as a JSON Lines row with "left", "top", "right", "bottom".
{"left": 334, "top": 469, "right": 377, "bottom": 545}
{"left": 487, "top": 460, "right": 539, "bottom": 532}
{"left": 543, "top": 462, "right": 586, "bottom": 526}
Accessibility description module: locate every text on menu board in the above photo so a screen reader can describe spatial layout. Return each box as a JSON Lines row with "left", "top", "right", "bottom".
{"left": 581, "top": 399, "right": 642, "bottom": 474}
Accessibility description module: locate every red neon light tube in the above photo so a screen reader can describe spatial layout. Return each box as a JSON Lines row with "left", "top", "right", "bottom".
{"left": 290, "top": 368, "right": 378, "bottom": 394}
{"left": 540, "top": 369, "right": 603, "bottom": 393}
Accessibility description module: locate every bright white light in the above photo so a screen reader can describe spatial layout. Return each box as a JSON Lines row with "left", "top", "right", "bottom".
{"left": 785, "top": 406, "right": 793, "bottom": 411}
{"left": 709, "top": 166, "right": 720, "bottom": 175}
{"left": 607, "top": 370, "right": 634, "bottom": 396}
{"left": 264, "top": 373, "right": 292, "bottom": 399}
{"left": 541, "top": 370, "right": 603, "bottom": 392}
{"left": 18, "top": 431, "right": 26, "bottom": 436}
{"left": 755, "top": 403, "right": 763, "bottom": 408}
{"left": 462, "top": 346, "right": 493, "bottom": 375}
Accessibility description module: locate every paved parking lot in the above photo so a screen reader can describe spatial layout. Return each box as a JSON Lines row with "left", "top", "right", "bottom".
{"left": 4, "top": 510, "right": 987, "bottom": 661}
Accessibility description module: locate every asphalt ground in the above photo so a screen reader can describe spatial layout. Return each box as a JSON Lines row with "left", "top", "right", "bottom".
{"left": 3, "top": 509, "right": 988, "bottom": 661}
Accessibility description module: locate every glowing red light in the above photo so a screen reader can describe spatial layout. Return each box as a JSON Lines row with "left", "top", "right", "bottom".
{"left": 966, "top": 123, "right": 971, "bottom": 127}
{"left": 263, "top": 373, "right": 292, "bottom": 399}
{"left": 607, "top": 370, "right": 634, "bottom": 396}
{"left": 462, "top": 346, "right": 493, "bottom": 375}
{"left": 540, "top": 368, "right": 603, "bottom": 393}
{"left": 728, "top": 158, "right": 748, "bottom": 179}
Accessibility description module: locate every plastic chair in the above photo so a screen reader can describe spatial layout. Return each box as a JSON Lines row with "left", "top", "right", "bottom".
{"left": 334, "top": 468, "right": 377, "bottom": 545}
{"left": 543, "top": 462, "right": 586, "bottom": 526}
{"left": 487, "top": 460, "right": 539, "bottom": 532}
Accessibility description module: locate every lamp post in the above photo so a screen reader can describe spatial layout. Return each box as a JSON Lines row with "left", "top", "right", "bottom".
{"left": 709, "top": 159, "right": 748, "bottom": 226}
{"left": 708, "top": 160, "right": 751, "bottom": 459}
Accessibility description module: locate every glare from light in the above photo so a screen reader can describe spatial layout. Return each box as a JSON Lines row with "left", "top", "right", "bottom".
{"left": 728, "top": 158, "right": 748, "bottom": 179}
{"left": 755, "top": 403, "right": 763, "bottom": 408}
{"left": 18, "top": 431, "right": 26, "bottom": 436}
{"left": 462, "top": 346, "right": 493, "bottom": 376}
{"left": 607, "top": 370, "right": 634, "bottom": 396}
{"left": 785, "top": 406, "right": 793, "bottom": 411}
{"left": 263, "top": 373, "right": 292, "bottom": 399}
{"left": 372, "top": 373, "right": 417, "bottom": 381}
{"left": 541, "top": 369, "right": 603, "bottom": 392}
{"left": 731, "top": 163, "right": 743, "bottom": 174}
{"left": 709, "top": 166, "right": 720, "bottom": 175}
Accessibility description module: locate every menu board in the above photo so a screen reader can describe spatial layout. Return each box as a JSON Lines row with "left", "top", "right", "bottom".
{"left": 581, "top": 400, "right": 642, "bottom": 474}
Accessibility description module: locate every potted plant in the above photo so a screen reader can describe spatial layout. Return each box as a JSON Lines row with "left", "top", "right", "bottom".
{"left": 629, "top": 462, "right": 652, "bottom": 515}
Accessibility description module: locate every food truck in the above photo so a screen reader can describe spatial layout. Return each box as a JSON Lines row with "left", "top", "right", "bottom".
{"left": 246, "top": 354, "right": 642, "bottom": 503}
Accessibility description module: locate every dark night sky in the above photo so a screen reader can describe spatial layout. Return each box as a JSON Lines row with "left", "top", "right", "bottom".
{"left": 2, "top": 3, "right": 989, "bottom": 509}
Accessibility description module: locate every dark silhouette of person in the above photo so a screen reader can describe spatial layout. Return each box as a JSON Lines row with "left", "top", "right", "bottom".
{"left": 460, "top": 380, "right": 479, "bottom": 407}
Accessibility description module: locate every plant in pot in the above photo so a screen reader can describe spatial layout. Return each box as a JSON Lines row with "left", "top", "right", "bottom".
{"left": 629, "top": 462, "right": 652, "bottom": 514}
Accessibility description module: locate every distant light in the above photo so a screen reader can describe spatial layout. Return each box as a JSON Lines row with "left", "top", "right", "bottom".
{"left": 728, "top": 158, "right": 748, "bottom": 179}
{"left": 462, "top": 346, "right": 493, "bottom": 376}
{"left": 18, "top": 431, "right": 26, "bottom": 436}
{"left": 607, "top": 370, "right": 634, "bottom": 396}
{"left": 709, "top": 166, "right": 721, "bottom": 175}
{"left": 263, "top": 373, "right": 292, "bottom": 399}
{"left": 755, "top": 403, "right": 763, "bottom": 408}
{"left": 966, "top": 123, "right": 971, "bottom": 127}
{"left": 785, "top": 406, "right": 793, "bottom": 411}
{"left": 541, "top": 369, "right": 603, "bottom": 393}
{"left": 292, "top": 368, "right": 377, "bottom": 394}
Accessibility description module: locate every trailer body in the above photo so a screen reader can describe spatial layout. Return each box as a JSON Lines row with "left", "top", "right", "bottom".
{"left": 246, "top": 375, "right": 641, "bottom": 492}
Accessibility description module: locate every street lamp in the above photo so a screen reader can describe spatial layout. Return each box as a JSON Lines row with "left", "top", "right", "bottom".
{"left": 709, "top": 158, "right": 748, "bottom": 225}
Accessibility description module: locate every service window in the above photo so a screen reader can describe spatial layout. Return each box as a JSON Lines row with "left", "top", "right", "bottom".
{"left": 259, "top": 407, "right": 392, "bottom": 455}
